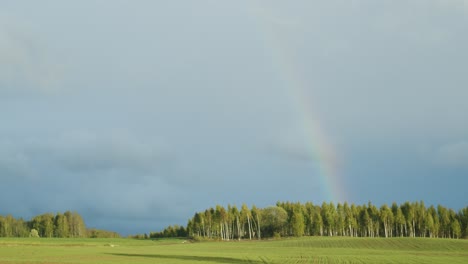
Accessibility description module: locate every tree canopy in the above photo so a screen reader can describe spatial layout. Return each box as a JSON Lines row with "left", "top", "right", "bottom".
{"left": 0, "top": 211, "right": 120, "bottom": 238}
{"left": 180, "top": 201, "right": 467, "bottom": 240}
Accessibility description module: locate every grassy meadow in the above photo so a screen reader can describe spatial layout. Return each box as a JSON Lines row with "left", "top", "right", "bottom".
{"left": 0, "top": 237, "right": 467, "bottom": 264}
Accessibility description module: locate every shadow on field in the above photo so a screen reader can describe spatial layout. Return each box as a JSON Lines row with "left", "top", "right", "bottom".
{"left": 107, "top": 253, "right": 265, "bottom": 263}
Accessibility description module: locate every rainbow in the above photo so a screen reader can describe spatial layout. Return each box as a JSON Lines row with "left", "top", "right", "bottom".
{"left": 249, "top": 4, "right": 346, "bottom": 202}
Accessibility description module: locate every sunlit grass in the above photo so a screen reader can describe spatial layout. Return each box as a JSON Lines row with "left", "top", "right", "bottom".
{"left": 0, "top": 237, "right": 467, "bottom": 263}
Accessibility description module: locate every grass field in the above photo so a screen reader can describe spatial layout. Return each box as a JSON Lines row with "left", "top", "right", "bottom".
{"left": 0, "top": 237, "right": 467, "bottom": 263}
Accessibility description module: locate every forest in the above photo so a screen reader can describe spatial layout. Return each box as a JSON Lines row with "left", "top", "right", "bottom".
{"left": 2, "top": 201, "right": 467, "bottom": 240}
{"left": 0, "top": 211, "right": 119, "bottom": 238}
{"left": 178, "top": 201, "right": 468, "bottom": 240}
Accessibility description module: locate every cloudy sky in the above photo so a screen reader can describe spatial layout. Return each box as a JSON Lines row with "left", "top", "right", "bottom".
{"left": 1, "top": 0, "right": 467, "bottom": 235}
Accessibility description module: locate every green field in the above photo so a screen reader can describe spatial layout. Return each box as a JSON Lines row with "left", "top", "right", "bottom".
{"left": 0, "top": 237, "right": 467, "bottom": 263}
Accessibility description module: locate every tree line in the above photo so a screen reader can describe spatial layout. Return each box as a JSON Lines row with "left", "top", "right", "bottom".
{"left": 131, "top": 225, "right": 188, "bottom": 239}
{"left": 0, "top": 211, "right": 120, "bottom": 238}
{"left": 181, "top": 201, "right": 467, "bottom": 240}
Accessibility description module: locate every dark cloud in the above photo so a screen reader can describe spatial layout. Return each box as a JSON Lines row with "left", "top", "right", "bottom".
{"left": 0, "top": 132, "right": 180, "bottom": 232}
{"left": 1, "top": 1, "right": 468, "bottom": 234}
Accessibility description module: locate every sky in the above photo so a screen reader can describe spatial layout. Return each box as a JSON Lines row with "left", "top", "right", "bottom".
{"left": 1, "top": 0, "right": 467, "bottom": 235}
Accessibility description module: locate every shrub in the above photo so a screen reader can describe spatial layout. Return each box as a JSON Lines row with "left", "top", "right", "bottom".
{"left": 29, "top": 229, "right": 40, "bottom": 238}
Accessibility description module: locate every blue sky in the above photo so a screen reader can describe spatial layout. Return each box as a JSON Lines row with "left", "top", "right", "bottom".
{"left": 1, "top": 1, "right": 467, "bottom": 235}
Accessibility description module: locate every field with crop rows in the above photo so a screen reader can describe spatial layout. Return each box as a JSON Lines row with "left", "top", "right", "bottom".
{"left": 0, "top": 237, "right": 467, "bottom": 263}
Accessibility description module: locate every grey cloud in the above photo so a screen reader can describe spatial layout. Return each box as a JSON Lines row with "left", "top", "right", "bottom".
{"left": 0, "top": 132, "right": 174, "bottom": 183}
{"left": 2, "top": 0, "right": 468, "bottom": 234}
{"left": 265, "top": 142, "right": 316, "bottom": 163}
{"left": 50, "top": 133, "right": 168, "bottom": 174}
{"left": 435, "top": 141, "right": 468, "bottom": 167}
{"left": 245, "top": 0, "right": 468, "bottom": 150}
{"left": 261, "top": 125, "right": 327, "bottom": 164}
{"left": 0, "top": 20, "right": 64, "bottom": 95}
{"left": 0, "top": 141, "right": 33, "bottom": 180}
{"left": 0, "top": 131, "right": 183, "bottom": 233}
{"left": 435, "top": 0, "right": 468, "bottom": 11}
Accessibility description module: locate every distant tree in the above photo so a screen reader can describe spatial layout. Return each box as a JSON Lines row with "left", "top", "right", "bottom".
{"left": 261, "top": 206, "right": 288, "bottom": 237}
{"left": 394, "top": 207, "right": 406, "bottom": 237}
{"left": 458, "top": 207, "right": 468, "bottom": 238}
{"left": 29, "top": 229, "right": 40, "bottom": 238}
{"left": 0, "top": 216, "right": 9, "bottom": 237}
{"left": 416, "top": 201, "right": 426, "bottom": 237}
{"left": 402, "top": 202, "right": 416, "bottom": 237}
{"left": 240, "top": 204, "right": 253, "bottom": 240}
{"left": 451, "top": 220, "right": 461, "bottom": 239}
{"left": 343, "top": 202, "right": 354, "bottom": 237}
{"left": 0, "top": 215, "right": 17, "bottom": 237}
{"left": 217, "top": 205, "right": 229, "bottom": 240}
{"left": 11, "top": 218, "right": 28, "bottom": 237}
{"left": 204, "top": 209, "right": 213, "bottom": 238}
{"left": 367, "top": 202, "right": 380, "bottom": 238}
{"left": 277, "top": 201, "right": 294, "bottom": 236}
{"left": 350, "top": 204, "right": 359, "bottom": 237}
{"left": 251, "top": 205, "right": 261, "bottom": 239}
{"left": 429, "top": 206, "right": 440, "bottom": 238}
{"left": 191, "top": 212, "right": 203, "bottom": 238}
{"left": 321, "top": 202, "right": 336, "bottom": 236}
{"left": 438, "top": 205, "right": 450, "bottom": 238}
{"left": 230, "top": 205, "right": 241, "bottom": 240}
{"left": 313, "top": 206, "right": 324, "bottom": 236}
{"left": 156, "top": 201, "right": 466, "bottom": 240}
{"left": 54, "top": 213, "right": 69, "bottom": 238}
{"left": 41, "top": 213, "right": 55, "bottom": 238}
{"left": 291, "top": 206, "right": 305, "bottom": 237}
{"left": 380, "top": 204, "right": 393, "bottom": 238}
{"left": 303, "top": 202, "right": 315, "bottom": 236}
{"left": 65, "top": 211, "right": 86, "bottom": 238}
{"left": 0, "top": 211, "right": 92, "bottom": 239}
{"left": 425, "top": 213, "right": 435, "bottom": 238}
{"left": 87, "top": 228, "right": 121, "bottom": 238}
{"left": 335, "top": 203, "right": 344, "bottom": 236}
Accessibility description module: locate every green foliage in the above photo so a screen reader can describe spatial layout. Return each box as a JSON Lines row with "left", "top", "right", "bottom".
{"left": 0, "top": 211, "right": 101, "bottom": 238}
{"left": 149, "top": 225, "right": 187, "bottom": 239}
{"left": 0, "top": 215, "right": 29, "bottom": 237}
{"left": 65, "top": 211, "right": 87, "bottom": 238}
{"left": 291, "top": 208, "right": 305, "bottom": 237}
{"left": 261, "top": 206, "right": 288, "bottom": 237}
{"left": 184, "top": 202, "right": 468, "bottom": 240}
{"left": 87, "top": 228, "right": 121, "bottom": 238}
{"left": 452, "top": 220, "right": 462, "bottom": 239}
{"left": 29, "top": 229, "right": 39, "bottom": 238}
{"left": 54, "top": 213, "right": 69, "bottom": 238}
